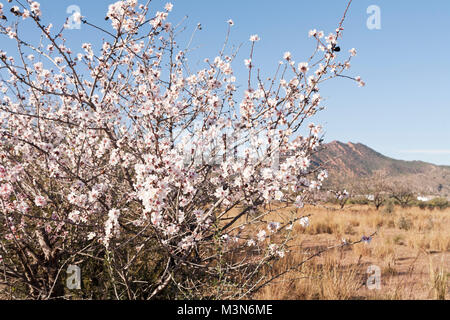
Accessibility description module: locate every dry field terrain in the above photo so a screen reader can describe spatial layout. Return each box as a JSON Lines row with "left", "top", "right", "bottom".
{"left": 256, "top": 204, "right": 450, "bottom": 300}
{"left": 1, "top": 204, "right": 448, "bottom": 300}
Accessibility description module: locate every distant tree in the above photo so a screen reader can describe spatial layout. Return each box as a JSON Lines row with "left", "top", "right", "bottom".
{"left": 323, "top": 171, "right": 356, "bottom": 209}
{"left": 358, "top": 171, "right": 389, "bottom": 210}
{"left": 329, "top": 189, "right": 350, "bottom": 209}
{"left": 387, "top": 181, "right": 416, "bottom": 208}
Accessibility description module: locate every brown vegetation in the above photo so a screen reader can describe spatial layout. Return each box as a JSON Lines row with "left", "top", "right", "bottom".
{"left": 255, "top": 204, "right": 449, "bottom": 300}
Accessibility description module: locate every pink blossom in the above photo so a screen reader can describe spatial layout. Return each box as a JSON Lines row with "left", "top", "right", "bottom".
{"left": 299, "top": 217, "right": 310, "bottom": 228}
{"left": 0, "top": 183, "right": 13, "bottom": 198}
{"left": 34, "top": 196, "right": 47, "bottom": 207}
{"left": 30, "top": 1, "right": 41, "bottom": 17}
{"left": 283, "top": 52, "right": 292, "bottom": 60}
{"left": 249, "top": 34, "right": 260, "bottom": 42}
{"left": 257, "top": 230, "right": 266, "bottom": 242}
{"left": 267, "top": 222, "right": 280, "bottom": 233}
{"left": 298, "top": 62, "right": 309, "bottom": 73}
{"left": 165, "top": 2, "right": 173, "bottom": 12}
{"left": 0, "top": 166, "right": 6, "bottom": 180}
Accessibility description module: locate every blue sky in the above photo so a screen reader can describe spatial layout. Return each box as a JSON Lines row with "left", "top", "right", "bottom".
{"left": 2, "top": 0, "right": 450, "bottom": 165}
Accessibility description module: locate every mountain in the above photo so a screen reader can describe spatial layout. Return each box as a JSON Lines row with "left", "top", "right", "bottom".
{"left": 311, "top": 141, "right": 450, "bottom": 196}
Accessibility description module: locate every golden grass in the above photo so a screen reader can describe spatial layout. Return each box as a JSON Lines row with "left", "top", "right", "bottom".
{"left": 255, "top": 204, "right": 450, "bottom": 300}
{"left": 257, "top": 249, "right": 363, "bottom": 300}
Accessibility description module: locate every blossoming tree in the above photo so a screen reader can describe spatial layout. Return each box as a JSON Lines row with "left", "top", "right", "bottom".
{"left": 0, "top": 0, "right": 363, "bottom": 299}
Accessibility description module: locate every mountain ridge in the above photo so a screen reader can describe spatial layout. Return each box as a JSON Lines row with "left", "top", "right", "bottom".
{"left": 312, "top": 141, "right": 450, "bottom": 196}
{"left": 327, "top": 140, "right": 450, "bottom": 168}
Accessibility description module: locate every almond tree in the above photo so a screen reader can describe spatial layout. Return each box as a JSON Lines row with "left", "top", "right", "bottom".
{"left": 387, "top": 180, "right": 416, "bottom": 208}
{"left": 0, "top": 0, "right": 363, "bottom": 299}
{"left": 358, "top": 170, "right": 389, "bottom": 210}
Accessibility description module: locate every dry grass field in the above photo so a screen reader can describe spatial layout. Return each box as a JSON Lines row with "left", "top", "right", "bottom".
{"left": 255, "top": 204, "right": 450, "bottom": 300}
{"left": 1, "top": 204, "right": 447, "bottom": 300}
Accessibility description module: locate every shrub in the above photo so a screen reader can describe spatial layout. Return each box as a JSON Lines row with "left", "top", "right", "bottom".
{"left": 393, "top": 235, "right": 404, "bottom": 245}
{"left": 383, "top": 199, "right": 396, "bottom": 214}
{"left": 397, "top": 216, "right": 413, "bottom": 231}
{"left": 348, "top": 196, "right": 370, "bottom": 205}
{"left": 0, "top": 0, "right": 360, "bottom": 299}
{"left": 426, "top": 198, "right": 449, "bottom": 210}
{"left": 418, "top": 201, "right": 428, "bottom": 210}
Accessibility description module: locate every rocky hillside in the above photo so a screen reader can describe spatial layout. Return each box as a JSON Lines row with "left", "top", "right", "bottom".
{"left": 311, "top": 141, "right": 450, "bottom": 196}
